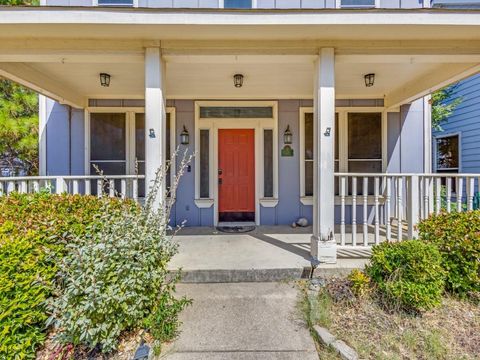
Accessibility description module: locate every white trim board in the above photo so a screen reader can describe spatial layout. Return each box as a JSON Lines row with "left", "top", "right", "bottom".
{"left": 194, "top": 100, "right": 278, "bottom": 226}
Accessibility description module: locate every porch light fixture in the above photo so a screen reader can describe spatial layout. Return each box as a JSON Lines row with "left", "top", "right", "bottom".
{"left": 180, "top": 125, "right": 190, "bottom": 145}
{"left": 364, "top": 73, "right": 375, "bottom": 87}
{"left": 99, "top": 73, "right": 111, "bottom": 87}
{"left": 283, "top": 125, "right": 293, "bottom": 145}
{"left": 233, "top": 74, "right": 244, "bottom": 88}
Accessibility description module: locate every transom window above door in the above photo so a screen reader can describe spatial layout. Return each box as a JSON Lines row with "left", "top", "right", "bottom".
{"left": 339, "top": 0, "right": 376, "bottom": 8}
{"left": 223, "top": 0, "right": 252, "bottom": 8}
{"left": 97, "top": 0, "right": 134, "bottom": 6}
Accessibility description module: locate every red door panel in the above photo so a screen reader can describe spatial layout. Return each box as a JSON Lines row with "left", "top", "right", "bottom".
{"left": 218, "top": 129, "right": 255, "bottom": 213}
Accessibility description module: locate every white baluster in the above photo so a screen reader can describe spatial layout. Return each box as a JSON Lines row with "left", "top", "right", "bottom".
{"left": 457, "top": 177, "right": 463, "bottom": 212}
{"left": 33, "top": 180, "right": 40, "bottom": 193}
{"left": 340, "top": 176, "right": 346, "bottom": 246}
{"left": 85, "top": 179, "right": 91, "bottom": 195}
{"left": 435, "top": 177, "right": 441, "bottom": 214}
{"left": 73, "top": 180, "right": 79, "bottom": 195}
{"left": 467, "top": 177, "right": 475, "bottom": 211}
{"left": 133, "top": 179, "right": 138, "bottom": 201}
{"left": 0, "top": 181, "right": 4, "bottom": 196}
{"left": 423, "top": 177, "right": 430, "bottom": 219}
{"left": 386, "top": 176, "right": 391, "bottom": 242}
{"left": 20, "top": 181, "right": 28, "bottom": 194}
{"left": 363, "top": 177, "right": 368, "bottom": 247}
{"left": 56, "top": 177, "right": 67, "bottom": 195}
{"left": 109, "top": 180, "right": 115, "bottom": 197}
{"left": 121, "top": 179, "right": 127, "bottom": 199}
{"left": 446, "top": 177, "right": 452, "bottom": 213}
{"left": 351, "top": 177, "right": 357, "bottom": 247}
{"left": 97, "top": 180, "right": 103, "bottom": 198}
{"left": 7, "top": 181, "right": 15, "bottom": 194}
{"left": 374, "top": 177, "right": 380, "bottom": 245}
{"left": 397, "top": 177, "right": 403, "bottom": 241}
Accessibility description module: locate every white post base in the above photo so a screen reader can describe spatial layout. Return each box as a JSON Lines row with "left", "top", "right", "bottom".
{"left": 311, "top": 235, "right": 337, "bottom": 264}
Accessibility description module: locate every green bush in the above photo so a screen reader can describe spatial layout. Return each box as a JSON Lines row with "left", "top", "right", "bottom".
{"left": 418, "top": 211, "right": 480, "bottom": 297}
{"left": 348, "top": 269, "right": 371, "bottom": 297}
{"left": 0, "top": 192, "right": 136, "bottom": 359}
{"left": 366, "top": 240, "right": 445, "bottom": 312}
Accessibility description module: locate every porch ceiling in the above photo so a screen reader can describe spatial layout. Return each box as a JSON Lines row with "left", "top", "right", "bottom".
{"left": 0, "top": 7, "right": 479, "bottom": 108}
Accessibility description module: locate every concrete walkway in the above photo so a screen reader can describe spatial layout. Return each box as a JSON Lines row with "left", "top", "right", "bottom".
{"left": 160, "top": 282, "right": 318, "bottom": 360}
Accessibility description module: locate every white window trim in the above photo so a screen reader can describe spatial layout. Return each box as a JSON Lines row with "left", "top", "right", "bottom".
{"left": 194, "top": 100, "right": 278, "bottom": 226}
{"left": 299, "top": 106, "right": 386, "bottom": 206}
{"left": 336, "top": 0, "right": 379, "bottom": 8}
{"left": 85, "top": 106, "right": 176, "bottom": 188}
{"left": 433, "top": 132, "right": 461, "bottom": 172}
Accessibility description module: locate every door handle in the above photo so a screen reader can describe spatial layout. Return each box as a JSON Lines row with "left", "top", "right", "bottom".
{"left": 218, "top": 169, "right": 223, "bottom": 175}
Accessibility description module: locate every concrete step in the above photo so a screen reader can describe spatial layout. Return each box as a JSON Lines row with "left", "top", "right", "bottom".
{"left": 176, "top": 260, "right": 367, "bottom": 283}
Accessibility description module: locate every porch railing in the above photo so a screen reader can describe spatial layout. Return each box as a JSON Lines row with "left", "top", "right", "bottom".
{"left": 0, "top": 175, "right": 145, "bottom": 201}
{"left": 334, "top": 173, "right": 480, "bottom": 247}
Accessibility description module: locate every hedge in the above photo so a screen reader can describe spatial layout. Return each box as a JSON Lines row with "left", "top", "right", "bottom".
{"left": 418, "top": 210, "right": 480, "bottom": 297}
{"left": 0, "top": 192, "right": 137, "bottom": 359}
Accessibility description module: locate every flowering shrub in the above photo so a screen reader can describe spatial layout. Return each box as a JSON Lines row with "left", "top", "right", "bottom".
{"left": 48, "top": 153, "right": 192, "bottom": 353}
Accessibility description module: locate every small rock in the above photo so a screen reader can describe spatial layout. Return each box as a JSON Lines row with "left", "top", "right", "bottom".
{"left": 291, "top": 222, "right": 297, "bottom": 228}
{"left": 296, "top": 217, "right": 309, "bottom": 227}
{"left": 331, "top": 339, "right": 359, "bottom": 360}
{"left": 313, "top": 325, "right": 336, "bottom": 346}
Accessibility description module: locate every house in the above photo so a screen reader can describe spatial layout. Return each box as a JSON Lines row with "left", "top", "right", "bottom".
{"left": 0, "top": 0, "right": 479, "bottom": 263}
{"left": 433, "top": 72, "right": 480, "bottom": 176}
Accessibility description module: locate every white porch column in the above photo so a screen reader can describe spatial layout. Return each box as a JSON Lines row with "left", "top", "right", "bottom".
{"left": 311, "top": 48, "right": 337, "bottom": 264}
{"left": 144, "top": 47, "right": 166, "bottom": 206}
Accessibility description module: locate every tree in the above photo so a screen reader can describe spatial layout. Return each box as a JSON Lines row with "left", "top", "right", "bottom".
{"left": 431, "top": 84, "right": 462, "bottom": 131}
{"left": 0, "top": 0, "right": 39, "bottom": 4}
{"left": 0, "top": 79, "right": 39, "bottom": 175}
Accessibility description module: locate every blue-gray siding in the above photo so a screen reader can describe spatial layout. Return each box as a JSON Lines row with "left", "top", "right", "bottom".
{"left": 44, "top": 97, "right": 426, "bottom": 226}
{"left": 432, "top": 73, "right": 480, "bottom": 173}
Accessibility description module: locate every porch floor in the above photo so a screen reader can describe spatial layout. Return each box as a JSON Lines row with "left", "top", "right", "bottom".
{"left": 169, "top": 225, "right": 386, "bottom": 282}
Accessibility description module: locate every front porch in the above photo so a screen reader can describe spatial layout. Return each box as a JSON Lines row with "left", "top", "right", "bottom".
{"left": 1, "top": 6, "right": 480, "bottom": 263}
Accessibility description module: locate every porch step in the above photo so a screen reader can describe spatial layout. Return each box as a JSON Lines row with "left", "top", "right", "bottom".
{"left": 176, "top": 262, "right": 366, "bottom": 283}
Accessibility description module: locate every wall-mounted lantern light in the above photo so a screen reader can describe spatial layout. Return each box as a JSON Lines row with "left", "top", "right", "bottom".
{"left": 284, "top": 125, "right": 293, "bottom": 145}
{"left": 364, "top": 73, "right": 375, "bottom": 87}
{"left": 180, "top": 125, "right": 190, "bottom": 145}
{"left": 100, "top": 73, "right": 111, "bottom": 87}
{"left": 233, "top": 74, "right": 244, "bottom": 88}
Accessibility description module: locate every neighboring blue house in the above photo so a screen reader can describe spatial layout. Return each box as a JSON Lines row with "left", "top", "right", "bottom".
{"left": 432, "top": 74, "right": 480, "bottom": 175}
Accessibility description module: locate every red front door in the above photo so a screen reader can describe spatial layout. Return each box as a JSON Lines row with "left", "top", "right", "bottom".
{"left": 218, "top": 129, "right": 255, "bottom": 220}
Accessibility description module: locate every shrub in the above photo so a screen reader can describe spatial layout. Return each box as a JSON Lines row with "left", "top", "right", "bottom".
{"left": 418, "top": 211, "right": 480, "bottom": 297}
{"left": 348, "top": 269, "right": 371, "bottom": 297}
{"left": 366, "top": 240, "right": 445, "bottom": 312}
{"left": 48, "top": 155, "right": 192, "bottom": 353}
{"left": 0, "top": 192, "right": 136, "bottom": 359}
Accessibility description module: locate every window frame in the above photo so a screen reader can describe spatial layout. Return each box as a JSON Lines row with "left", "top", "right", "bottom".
{"left": 85, "top": 107, "right": 176, "bottom": 194}
{"left": 299, "top": 107, "right": 386, "bottom": 205}
{"left": 219, "top": 0, "right": 257, "bottom": 8}
{"left": 434, "top": 132, "right": 461, "bottom": 173}
{"left": 94, "top": 0, "right": 137, "bottom": 7}
{"left": 336, "top": 0, "right": 379, "bottom": 8}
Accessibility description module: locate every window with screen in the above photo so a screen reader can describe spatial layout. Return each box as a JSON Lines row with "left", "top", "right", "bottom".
{"left": 98, "top": 0, "right": 133, "bottom": 6}
{"left": 436, "top": 135, "right": 459, "bottom": 173}
{"left": 340, "top": 0, "right": 375, "bottom": 7}
{"left": 303, "top": 112, "right": 339, "bottom": 197}
{"left": 224, "top": 0, "right": 252, "bottom": 8}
